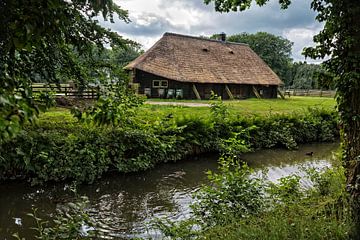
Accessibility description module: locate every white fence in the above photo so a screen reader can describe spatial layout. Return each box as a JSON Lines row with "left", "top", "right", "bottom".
{"left": 280, "top": 89, "right": 336, "bottom": 98}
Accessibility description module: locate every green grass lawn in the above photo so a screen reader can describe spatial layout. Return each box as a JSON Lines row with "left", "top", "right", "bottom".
{"left": 41, "top": 96, "right": 336, "bottom": 123}
{"left": 137, "top": 96, "right": 336, "bottom": 121}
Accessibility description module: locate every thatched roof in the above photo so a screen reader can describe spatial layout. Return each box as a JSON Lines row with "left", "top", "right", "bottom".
{"left": 125, "top": 32, "right": 282, "bottom": 86}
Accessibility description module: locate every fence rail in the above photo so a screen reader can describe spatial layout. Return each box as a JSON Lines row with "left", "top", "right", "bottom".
{"left": 280, "top": 89, "right": 336, "bottom": 98}
{"left": 31, "top": 84, "right": 99, "bottom": 99}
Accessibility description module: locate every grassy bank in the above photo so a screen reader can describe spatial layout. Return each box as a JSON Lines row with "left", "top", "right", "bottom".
{"left": 156, "top": 156, "right": 352, "bottom": 240}
{"left": 0, "top": 97, "right": 339, "bottom": 184}
{"left": 2, "top": 97, "right": 348, "bottom": 239}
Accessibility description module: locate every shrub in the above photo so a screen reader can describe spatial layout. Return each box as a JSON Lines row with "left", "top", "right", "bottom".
{"left": 0, "top": 108, "right": 339, "bottom": 184}
{"left": 192, "top": 157, "right": 265, "bottom": 227}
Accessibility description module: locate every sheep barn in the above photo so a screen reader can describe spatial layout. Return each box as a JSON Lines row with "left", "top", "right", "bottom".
{"left": 125, "top": 32, "right": 283, "bottom": 100}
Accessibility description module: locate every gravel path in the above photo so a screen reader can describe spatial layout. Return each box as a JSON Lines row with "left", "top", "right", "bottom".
{"left": 146, "top": 101, "right": 211, "bottom": 107}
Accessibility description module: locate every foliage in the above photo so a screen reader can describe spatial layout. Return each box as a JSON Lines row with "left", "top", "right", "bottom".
{"left": 204, "top": 0, "right": 360, "bottom": 235}
{"left": 192, "top": 157, "right": 265, "bottom": 227}
{"left": 13, "top": 195, "right": 97, "bottom": 240}
{"left": 289, "top": 61, "right": 329, "bottom": 89}
{"left": 268, "top": 175, "right": 302, "bottom": 202}
{"left": 302, "top": 1, "right": 360, "bottom": 234}
{"left": 219, "top": 130, "right": 252, "bottom": 157}
{"left": 209, "top": 92, "right": 229, "bottom": 124}
{"left": 204, "top": 0, "right": 292, "bottom": 12}
{"left": 0, "top": 108, "right": 339, "bottom": 184}
{"left": 0, "top": 0, "right": 132, "bottom": 140}
{"left": 72, "top": 44, "right": 142, "bottom": 86}
{"left": 111, "top": 45, "right": 143, "bottom": 68}
{"left": 225, "top": 32, "right": 293, "bottom": 85}
{"left": 156, "top": 158, "right": 352, "bottom": 240}
{"left": 72, "top": 81, "right": 144, "bottom": 127}
{"left": 209, "top": 92, "right": 232, "bottom": 139}
{"left": 154, "top": 219, "right": 199, "bottom": 240}
{"left": 307, "top": 165, "right": 347, "bottom": 197}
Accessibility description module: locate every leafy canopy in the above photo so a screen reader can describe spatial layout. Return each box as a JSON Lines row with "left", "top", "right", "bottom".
{"left": 0, "top": 0, "right": 133, "bottom": 140}
{"left": 204, "top": 0, "right": 292, "bottom": 12}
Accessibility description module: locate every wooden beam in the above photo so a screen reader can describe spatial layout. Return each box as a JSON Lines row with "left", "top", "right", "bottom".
{"left": 192, "top": 84, "right": 201, "bottom": 100}
{"left": 277, "top": 89, "right": 285, "bottom": 99}
{"left": 225, "top": 84, "right": 234, "bottom": 100}
{"left": 252, "top": 86, "right": 262, "bottom": 99}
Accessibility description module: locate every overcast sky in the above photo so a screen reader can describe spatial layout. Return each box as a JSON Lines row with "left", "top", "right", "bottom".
{"left": 105, "top": 0, "right": 323, "bottom": 63}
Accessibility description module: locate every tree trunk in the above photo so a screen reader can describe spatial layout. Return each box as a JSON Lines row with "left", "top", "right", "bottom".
{"left": 343, "top": 88, "right": 360, "bottom": 239}
{"left": 334, "top": 2, "right": 360, "bottom": 237}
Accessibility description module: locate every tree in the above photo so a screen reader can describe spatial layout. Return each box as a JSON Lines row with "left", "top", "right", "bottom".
{"left": 111, "top": 45, "right": 144, "bottom": 68}
{"left": 0, "top": 0, "right": 132, "bottom": 141}
{"left": 226, "top": 32, "right": 293, "bottom": 85}
{"left": 290, "top": 62, "right": 322, "bottom": 89}
{"left": 204, "top": 0, "right": 360, "bottom": 237}
{"left": 69, "top": 44, "right": 142, "bottom": 86}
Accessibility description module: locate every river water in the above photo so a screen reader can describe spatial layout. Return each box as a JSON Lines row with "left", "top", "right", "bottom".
{"left": 0, "top": 142, "right": 339, "bottom": 239}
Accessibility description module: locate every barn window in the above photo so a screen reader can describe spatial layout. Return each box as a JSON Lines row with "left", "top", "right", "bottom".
{"left": 161, "top": 80, "right": 168, "bottom": 88}
{"left": 153, "top": 80, "right": 168, "bottom": 88}
{"left": 153, "top": 80, "right": 160, "bottom": 88}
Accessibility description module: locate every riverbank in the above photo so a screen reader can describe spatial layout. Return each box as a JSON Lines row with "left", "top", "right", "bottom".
{"left": 0, "top": 104, "right": 339, "bottom": 184}
{"left": 0, "top": 142, "right": 343, "bottom": 239}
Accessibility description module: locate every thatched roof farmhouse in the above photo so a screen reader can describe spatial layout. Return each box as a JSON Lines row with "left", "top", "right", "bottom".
{"left": 125, "top": 32, "right": 282, "bottom": 99}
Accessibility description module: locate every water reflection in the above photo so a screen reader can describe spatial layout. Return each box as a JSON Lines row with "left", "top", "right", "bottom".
{"left": 0, "top": 142, "right": 339, "bottom": 239}
{"left": 243, "top": 142, "right": 338, "bottom": 184}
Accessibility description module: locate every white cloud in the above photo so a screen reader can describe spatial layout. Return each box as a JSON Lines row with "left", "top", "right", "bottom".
{"left": 108, "top": 0, "right": 324, "bottom": 62}
{"left": 283, "top": 26, "right": 323, "bottom": 62}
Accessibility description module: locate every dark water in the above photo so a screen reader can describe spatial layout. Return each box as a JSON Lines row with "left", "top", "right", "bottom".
{"left": 0, "top": 142, "right": 339, "bottom": 239}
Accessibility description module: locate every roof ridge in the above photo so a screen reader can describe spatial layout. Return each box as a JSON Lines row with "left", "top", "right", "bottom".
{"left": 163, "top": 32, "right": 249, "bottom": 46}
{"left": 125, "top": 31, "right": 282, "bottom": 86}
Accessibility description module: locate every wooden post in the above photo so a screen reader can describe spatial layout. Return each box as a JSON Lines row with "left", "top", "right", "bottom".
{"left": 225, "top": 84, "right": 234, "bottom": 100}
{"left": 277, "top": 89, "right": 285, "bottom": 99}
{"left": 192, "top": 84, "right": 201, "bottom": 100}
{"left": 252, "top": 86, "right": 262, "bottom": 99}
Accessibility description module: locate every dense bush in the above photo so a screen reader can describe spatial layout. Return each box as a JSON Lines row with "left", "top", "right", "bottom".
{"left": 192, "top": 157, "right": 265, "bottom": 227}
{"left": 0, "top": 108, "right": 339, "bottom": 184}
